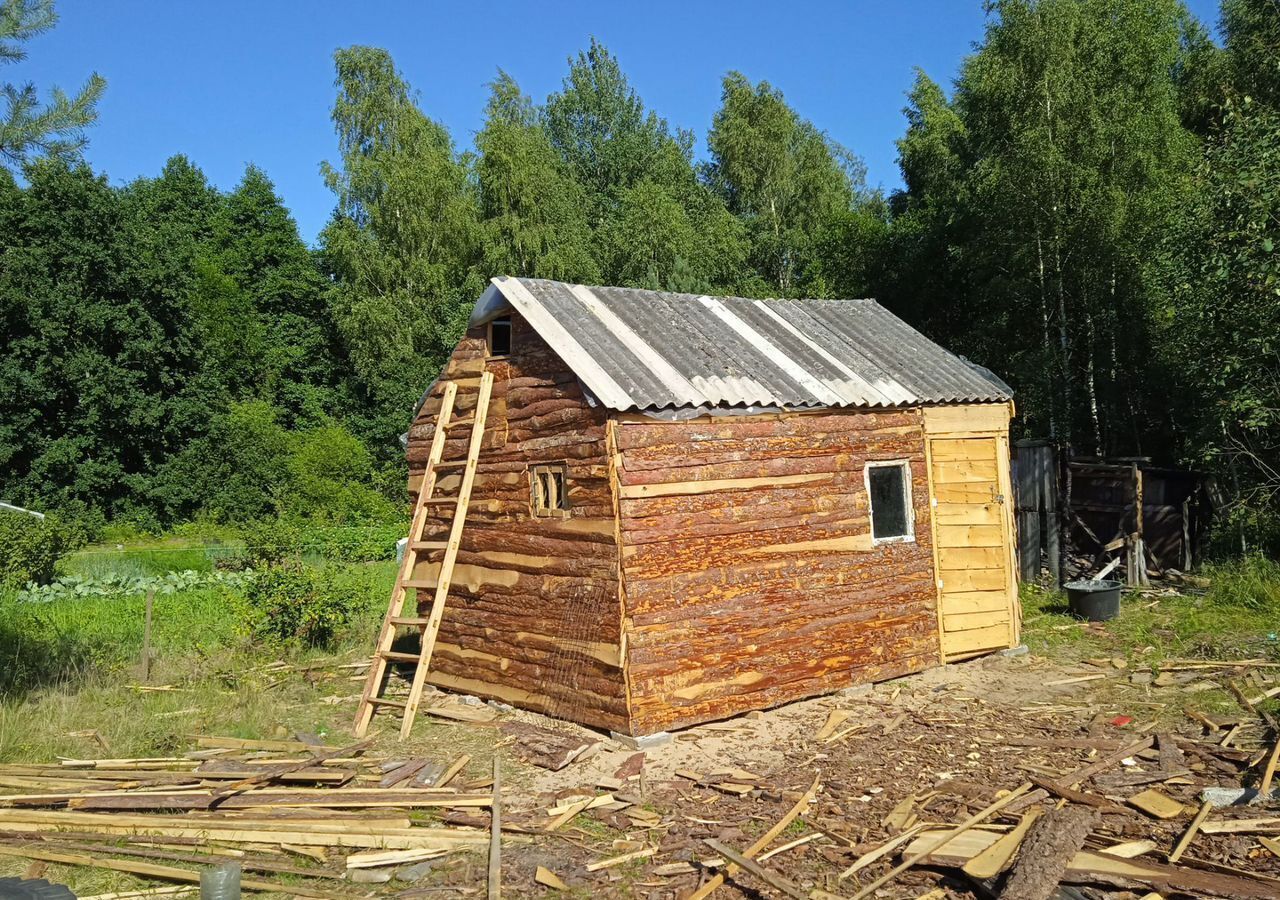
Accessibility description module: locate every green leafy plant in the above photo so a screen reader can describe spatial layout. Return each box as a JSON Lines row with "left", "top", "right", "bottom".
{"left": 235, "top": 561, "right": 376, "bottom": 648}
{"left": 0, "top": 510, "right": 67, "bottom": 589}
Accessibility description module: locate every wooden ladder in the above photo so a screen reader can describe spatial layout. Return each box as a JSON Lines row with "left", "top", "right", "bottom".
{"left": 354, "top": 371, "right": 495, "bottom": 739}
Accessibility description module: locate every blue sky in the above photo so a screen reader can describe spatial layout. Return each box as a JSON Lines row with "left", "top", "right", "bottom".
{"left": 18, "top": 1, "right": 1223, "bottom": 244}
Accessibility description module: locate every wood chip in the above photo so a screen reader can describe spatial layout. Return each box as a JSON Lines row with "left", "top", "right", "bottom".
{"left": 535, "top": 866, "right": 567, "bottom": 890}
{"left": 1127, "top": 789, "right": 1186, "bottom": 820}
{"left": 584, "top": 847, "right": 654, "bottom": 872}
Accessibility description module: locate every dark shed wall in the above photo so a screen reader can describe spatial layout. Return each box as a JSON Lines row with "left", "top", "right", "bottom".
{"left": 614, "top": 410, "right": 942, "bottom": 735}
{"left": 405, "top": 315, "right": 628, "bottom": 732}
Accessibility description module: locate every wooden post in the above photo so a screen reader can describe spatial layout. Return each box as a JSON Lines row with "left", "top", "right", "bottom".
{"left": 487, "top": 756, "right": 501, "bottom": 900}
{"left": 1014, "top": 441, "right": 1042, "bottom": 583}
{"left": 1043, "top": 444, "right": 1060, "bottom": 587}
{"left": 141, "top": 590, "right": 155, "bottom": 682}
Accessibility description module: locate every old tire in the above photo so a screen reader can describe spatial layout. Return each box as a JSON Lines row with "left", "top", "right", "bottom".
{"left": 0, "top": 877, "right": 77, "bottom": 899}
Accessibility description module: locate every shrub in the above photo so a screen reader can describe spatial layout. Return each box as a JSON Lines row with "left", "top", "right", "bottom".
{"left": 235, "top": 561, "right": 376, "bottom": 648}
{"left": 0, "top": 510, "right": 67, "bottom": 589}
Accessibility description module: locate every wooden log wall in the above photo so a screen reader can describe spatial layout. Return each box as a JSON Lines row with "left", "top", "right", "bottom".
{"left": 614, "top": 410, "right": 942, "bottom": 735}
{"left": 404, "top": 315, "right": 627, "bottom": 733}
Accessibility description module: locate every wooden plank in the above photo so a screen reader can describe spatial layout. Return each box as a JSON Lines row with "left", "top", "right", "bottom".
{"left": 906, "top": 829, "right": 1279, "bottom": 899}
{"left": 932, "top": 483, "right": 998, "bottom": 503}
{"left": 922, "top": 404, "right": 1011, "bottom": 435}
{"left": 936, "top": 524, "right": 1005, "bottom": 547}
{"left": 1169, "top": 800, "right": 1213, "bottom": 863}
{"left": 963, "top": 808, "right": 1041, "bottom": 879}
{"left": 939, "top": 568, "right": 1008, "bottom": 592}
{"left": 939, "top": 591, "right": 1009, "bottom": 614}
{"left": 929, "top": 440, "right": 999, "bottom": 462}
{"left": 487, "top": 757, "right": 501, "bottom": 900}
{"left": 848, "top": 782, "right": 1033, "bottom": 900}
{"left": 938, "top": 546, "right": 1006, "bottom": 570}
{"left": 943, "top": 610, "right": 1011, "bottom": 634}
{"left": 0, "top": 846, "right": 334, "bottom": 897}
{"left": 685, "top": 774, "right": 819, "bottom": 900}
{"left": 703, "top": 839, "right": 807, "bottom": 900}
{"left": 934, "top": 504, "right": 1002, "bottom": 526}
{"left": 932, "top": 458, "right": 999, "bottom": 484}
{"left": 617, "top": 471, "right": 832, "bottom": 499}
{"left": 403, "top": 371, "right": 495, "bottom": 740}
{"left": 942, "top": 623, "right": 1011, "bottom": 656}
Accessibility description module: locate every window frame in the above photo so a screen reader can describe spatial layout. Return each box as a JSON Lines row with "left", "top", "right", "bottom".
{"left": 530, "top": 463, "right": 570, "bottom": 518}
{"left": 864, "top": 459, "right": 915, "bottom": 545}
{"left": 487, "top": 315, "right": 512, "bottom": 358}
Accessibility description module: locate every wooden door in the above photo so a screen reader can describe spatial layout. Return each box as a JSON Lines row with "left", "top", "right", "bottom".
{"left": 928, "top": 435, "right": 1018, "bottom": 659}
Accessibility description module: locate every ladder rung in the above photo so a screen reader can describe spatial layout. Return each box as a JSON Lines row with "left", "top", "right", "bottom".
{"left": 433, "top": 460, "right": 467, "bottom": 468}
{"left": 369, "top": 698, "right": 408, "bottom": 708}
{"left": 380, "top": 651, "right": 421, "bottom": 663}
{"left": 409, "top": 541, "right": 448, "bottom": 551}
{"left": 423, "top": 497, "right": 458, "bottom": 505}
{"left": 402, "top": 578, "right": 437, "bottom": 590}
{"left": 388, "top": 616, "right": 430, "bottom": 626}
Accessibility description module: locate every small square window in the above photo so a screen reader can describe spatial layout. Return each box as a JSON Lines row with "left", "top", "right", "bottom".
{"left": 866, "top": 460, "right": 914, "bottom": 544}
{"left": 488, "top": 316, "right": 512, "bottom": 356}
{"left": 531, "top": 464, "right": 569, "bottom": 517}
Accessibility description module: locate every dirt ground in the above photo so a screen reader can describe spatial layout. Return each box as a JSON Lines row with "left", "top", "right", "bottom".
{"left": 436, "top": 647, "right": 1280, "bottom": 898}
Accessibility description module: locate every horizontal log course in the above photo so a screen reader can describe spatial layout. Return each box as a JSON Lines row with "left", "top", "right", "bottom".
{"left": 625, "top": 563, "right": 934, "bottom": 629}
{"left": 401, "top": 318, "right": 626, "bottom": 734}
{"left": 629, "top": 651, "right": 936, "bottom": 735}
{"left": 613, "top": 409, "right": 923, "bottom": 449}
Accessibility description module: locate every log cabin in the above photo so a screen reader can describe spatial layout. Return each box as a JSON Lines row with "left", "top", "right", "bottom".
{"left": 404, "top": 276, "right": 1020, "bottom": 737}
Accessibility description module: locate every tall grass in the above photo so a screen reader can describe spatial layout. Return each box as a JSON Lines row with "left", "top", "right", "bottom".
{"left": 1204, "top": 554, "right": 1280, "bottom": 613}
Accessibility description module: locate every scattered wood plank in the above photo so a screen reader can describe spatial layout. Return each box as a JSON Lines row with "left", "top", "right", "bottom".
{"left": 209, "top": 739, "right": 372, "bottom": 798}
{"left": 0, "top": 845, "right": 336, "bottom": 898}
{"left": 686, "top": 773, "right": 820, "bottom": 900}
{"left": 1000, "top": 807, "right": 1099, "bottom": 900}
{"left": 1029, "top": 777, "right": 1128, "bottom": 815}
{"left": 488, "top": 757, "right": 501, "bottom": 900}
{"left": 1128, "top": 789, "right": 1187, "bottom": 820}
{"left": 703, "top": 839, "right": 806, "bottom": 900}
{"left": 1169, "top": 800, "right": 1214, "bottom": 863}
{"left": 847, "top": 781, "right": 1033, "bottom": 900}
{"left": 962, "top": 808, "right": 1041, "bottom": 879}
{"left": 838, "top": 826, "right": 924, "bottom": 881}
{"left": 1259, "top": 735, "right": 1280, "bottom": 798}
{"left": 816, "top": 709, "right": 854, "bottom": 742}
{"left": 1100, "top": 840, "right": 1158, "bottom": 858}
{"left": 534, "top": 866, "right": 567, "bottom": 890}
{"left": 193, "top": 737, "right": 330, "bottom": 753}
{"left": 905, "top": 829, "right": 1279, "bottom": 899}
{"left": 584, "top": 847, "right": 654, "bottom": 872}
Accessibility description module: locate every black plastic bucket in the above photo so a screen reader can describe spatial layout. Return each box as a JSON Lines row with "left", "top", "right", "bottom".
{"left": 1064, "top": 579, "right": 1122, "bottom": 621}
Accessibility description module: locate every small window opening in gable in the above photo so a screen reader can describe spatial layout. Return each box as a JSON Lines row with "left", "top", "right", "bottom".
{"left": 531, "top": 464, "right": 569, "bottom": 517}
{"left": 866, "top": 460, "right": 914, "bottom": 544}
{"left": 487, "top": 316, "right": 512, "bottom": 357}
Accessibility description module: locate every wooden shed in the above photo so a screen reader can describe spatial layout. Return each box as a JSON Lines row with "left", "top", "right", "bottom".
{"left": 375, "top": 277, "right": 1020, "bottom": 738}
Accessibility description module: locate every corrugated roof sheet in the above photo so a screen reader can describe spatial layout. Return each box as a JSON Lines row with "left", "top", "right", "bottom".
{"left": 476, "top": 277, "right": 1013, "bottom": 412}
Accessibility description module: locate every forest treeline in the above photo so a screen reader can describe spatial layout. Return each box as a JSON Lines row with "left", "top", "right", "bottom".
{"left": 1, "top": 0, "right": 1277, "bottom": 551}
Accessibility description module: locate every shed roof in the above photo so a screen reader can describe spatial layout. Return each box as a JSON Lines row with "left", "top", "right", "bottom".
{"left": 474, "top": 277, "right": 1013, "bottom": 412}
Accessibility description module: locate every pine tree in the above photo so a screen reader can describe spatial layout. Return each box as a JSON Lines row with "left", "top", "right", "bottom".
{"left": 0, "top": 0, "right": 105, "bottom": 168}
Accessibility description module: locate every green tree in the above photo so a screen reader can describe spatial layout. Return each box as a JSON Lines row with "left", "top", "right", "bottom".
{"left": 1222, "top": 0, "right": 1280, "bottom": 107}
{"left": 210, "top": 166, "right": 348, "bottom": 423}
{"left": 0, "top": 0, "right": 104, "bottom": 168}
{"left": 544, "top": 40, "right": 747, "bottom": 291}
{"left": 0, "top": 160, "right": 205, "bottom": 523}
{"left": 475, "top": 72, "right": 598, "bottom": 282}
{"left": 889, "top": 0, "right": 1198, "bottom": 453}
{"left": 320, "top": 46, "right": 482, "bottom": 455}
{"left": 706, "top": 72, "right": 871, "bottom": 296}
